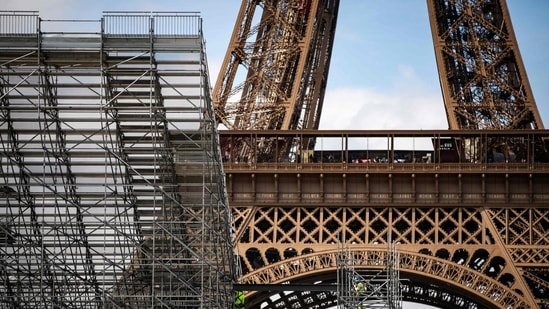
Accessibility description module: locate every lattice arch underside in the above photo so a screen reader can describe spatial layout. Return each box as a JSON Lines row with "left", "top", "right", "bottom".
{"left": 232, "top": 205, "right": 549, "bottom": 308}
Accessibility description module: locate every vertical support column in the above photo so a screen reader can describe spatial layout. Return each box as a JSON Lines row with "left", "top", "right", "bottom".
{"left": 411, "top": 174, "right": 416, "bottom": 203}
{"left": 434, "top": 174, "right": 439, "bottom": 203}
{"left": 342, "top": 174, "right": 347, "bottom": 202}
{"left": 320, "top": 173, "right": 324, "bottom": 203}
{"left": 0, "top": 48, "right": 40, "bottom": 307}
{"left": 426, "top": 0, "right": 544, "bottom": 129}
{"left": 458, "top": 174, "right": 463, "bottom": 204}
{"left": 365, "top": 174, "right": 370, "bottom": 203}
{"left": 505, "top": 174, "right": 510, "bottom": 203}
{"left": 297, "top": 173, "right": 302, "bottom": 203}
{"left": 482, "top": 173, "right": 486, "bottom": 203}
{"left": 228, "top": 174, "right": 233, "bottom": 202}
{"left": 390, "top": 134, "right": 395, "bottom": 163}
{"left": 251, "top": 173, "right": 256, "bottom": 202}
{"left": 213, "top": 0, "right": 341, "bottom": 160}
{"left": 528, "top": 174, "right": 533, "bottom": 203}
{"left": 274, "top": 174, "right": 279, "bottom": 203}
{"left": 388, "top": 174, "right": 393, "bottom": 203}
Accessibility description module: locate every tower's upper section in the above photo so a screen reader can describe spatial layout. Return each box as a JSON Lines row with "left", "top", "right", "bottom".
{"left": 213, "top": 0, "right": 339, "bottom": 132}
{"left": 427, "top": 0, "right": 544, "bottom": 130}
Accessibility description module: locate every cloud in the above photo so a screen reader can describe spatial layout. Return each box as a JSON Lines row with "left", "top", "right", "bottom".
{"left": 320, "top": 65, "right": 447, "bottom": 131}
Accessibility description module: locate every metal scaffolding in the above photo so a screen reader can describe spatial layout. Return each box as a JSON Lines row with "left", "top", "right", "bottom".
{"left": 0, "top": 11, "right": 235, "bottom": 308}
{"left": 337, "top": 242, "right": 402, "bottom": 309}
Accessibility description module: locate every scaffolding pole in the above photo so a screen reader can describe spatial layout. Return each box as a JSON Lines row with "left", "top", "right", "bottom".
{"left": 337, "top": 241, "right": 402, "bottom": 309}
{"left": 0, "top": 11, "right": 236, "bottom": 309}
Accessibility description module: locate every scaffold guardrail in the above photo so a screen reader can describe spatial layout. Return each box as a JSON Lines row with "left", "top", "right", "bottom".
{"left": 0, "top": 11, "right": 201, "bottom": 37}
{"left": 103, "top": 11, "right": 202, "bottom": 37}
{"left": 0, "top": 11, "right": 38, "bottom": 35}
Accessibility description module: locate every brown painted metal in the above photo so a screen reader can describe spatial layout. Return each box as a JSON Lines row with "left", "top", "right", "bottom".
{"left": 427, "top": 0, "right": 544, "bottom": 130}
{"left": 217, "top": 0, "right": 549, "bottom": 308}
{"left": 213, "top": 0, "right": 339, "bottom": 161}
{"left": 222, "top": 130, "right": 549, "bottom": 309}
{"left": 227, "top": 171, "right": 549, "bottom": 207}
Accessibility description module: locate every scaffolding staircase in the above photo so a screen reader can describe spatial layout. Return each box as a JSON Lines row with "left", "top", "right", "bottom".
{"left": 101, "top": 13, "right": 234, "bottom": 308}
{"left": 0, "top": 11, "right": 235, "bottom": 309}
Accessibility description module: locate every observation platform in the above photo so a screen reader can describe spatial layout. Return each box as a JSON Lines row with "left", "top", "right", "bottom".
{"left": 221, "top": 130, "right": 549, "bottom": 207}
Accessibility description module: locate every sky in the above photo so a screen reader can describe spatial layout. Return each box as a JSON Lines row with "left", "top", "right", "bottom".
{"left": 3, "top": 0, "right": 547, "bottom": 132}
{"left": 2, "top": 1, "right": 547, "bottom": 308}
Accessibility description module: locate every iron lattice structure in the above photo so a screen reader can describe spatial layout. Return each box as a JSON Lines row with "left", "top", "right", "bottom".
{"left": 225, "top": 130, "right": 549, "bottom": 309}
{"left": 427, "top": 0, "right": 544, "bottom": 130}
{"left": 0, "top": 12, "right": 235, "bottom": 308}
{"left": 213, "top": 0, "right": 339, "bottom": 162}
{"left": 216, "top": 0, "right": 549, "bottom": 308}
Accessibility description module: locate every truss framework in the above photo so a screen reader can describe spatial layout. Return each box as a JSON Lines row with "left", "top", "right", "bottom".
{"left": 337, "top": 241, "right": 402, "bottom": 308}
{"left": 215, "top": 0, "right": 549, "bottom": 305}
{"left": 222, "top": 130, "right": 549, "bottom": 309}
{"left": 233, "top": 207, "right": 548, "bottom": 308}
{"left": 0, "top": 11, "right": 235, "bottom": 309}
{"left": 213, "top": 0, "right": 339, "bottom": 162}
{"left": 427, "top": 0, "right": 544, "bottom": 130}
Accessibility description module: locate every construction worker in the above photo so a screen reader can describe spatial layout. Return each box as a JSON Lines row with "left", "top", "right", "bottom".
{"left": 235, "top": 290, "right": 245, "bottom": 308}
{"left": 355, "top": 281, "right": 365, "bottom": 294}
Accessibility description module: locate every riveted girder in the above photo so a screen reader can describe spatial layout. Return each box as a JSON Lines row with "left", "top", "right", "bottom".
{"left": 427, "top": 0, "right": 544, "bottom": 130}
{"left": 222, "top": 129, "right": 549, "bottom": 309}
{"left": 213, "top": 0, "right": 339, "bottom": 162}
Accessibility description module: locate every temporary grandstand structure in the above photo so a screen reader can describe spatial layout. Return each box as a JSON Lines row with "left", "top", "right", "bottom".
{"left": 0, "top": 11, "right": 236, "bottom": 308}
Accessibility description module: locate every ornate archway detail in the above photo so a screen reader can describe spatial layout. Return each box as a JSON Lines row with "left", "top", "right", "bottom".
{"left": 240, "top": 248, "right": 531, "bottom": 309}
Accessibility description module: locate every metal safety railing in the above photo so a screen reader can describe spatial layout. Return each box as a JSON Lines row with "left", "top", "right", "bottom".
{"left": 103, "top": 11, "right": 201, "bottom": 37}
{"left": 0, "top": 11, "right": 201, "bottom": 37}
{"left": 0, "top": 11, "right": 38, "bottom": 35}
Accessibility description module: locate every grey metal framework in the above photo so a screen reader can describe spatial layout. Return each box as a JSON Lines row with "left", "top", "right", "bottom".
{"left": 0, "top": 11, "right": 235, "bottom": 309}
{"left": 337, "top": 241, "right": 402, "bottom": 308}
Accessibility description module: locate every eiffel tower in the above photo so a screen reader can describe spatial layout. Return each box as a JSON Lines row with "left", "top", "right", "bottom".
{"left": 0, "top": 1, "right": 548, "bottom": 309}
{"left": 214, "top": 0, "right": 549, "bottom": 308}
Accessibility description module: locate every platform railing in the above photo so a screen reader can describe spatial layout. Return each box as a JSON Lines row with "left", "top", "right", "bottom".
{"left": 0, "top": 11, "right": 201, "bottom": 37}
{"left": 103, "top": 11, "right": 201, "bottom": 37}
{"left": 224, "top": 161, "right": 549, "bottom": 172}
{"left": 0, "top": 11, "right": 38, "bottom": 35}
